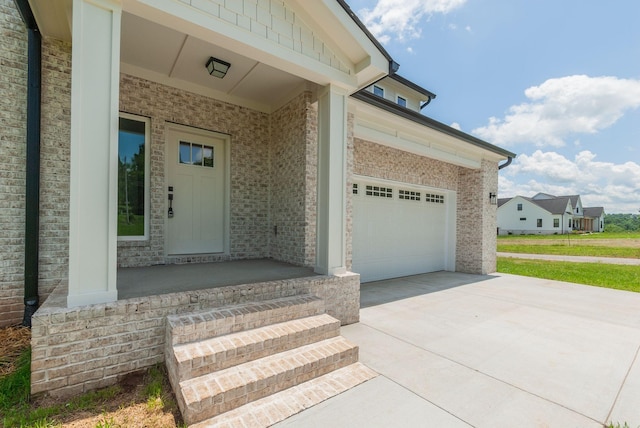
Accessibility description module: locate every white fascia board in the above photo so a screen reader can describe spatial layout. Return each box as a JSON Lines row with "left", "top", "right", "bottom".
{"left": 289, "top": 0, "right": 389, "bottom": 89}
{"left": 351, "top": 100, "right": 507, "bottom": 168}
{"left": 126, "top": 0, "right": 359, "bottom": 90}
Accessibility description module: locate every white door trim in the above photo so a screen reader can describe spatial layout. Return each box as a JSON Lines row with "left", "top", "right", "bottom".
{"left": 164, "top": 122, "right": 231, "bottom": 257}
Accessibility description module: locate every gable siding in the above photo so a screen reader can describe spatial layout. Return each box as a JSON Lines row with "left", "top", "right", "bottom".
{"left": 184, "top": 0, "right": 350, "bottom": 74}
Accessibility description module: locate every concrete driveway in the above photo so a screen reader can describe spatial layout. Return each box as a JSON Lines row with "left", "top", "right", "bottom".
{"left": 276, "top": 272, "right": 640, "bottom": 427}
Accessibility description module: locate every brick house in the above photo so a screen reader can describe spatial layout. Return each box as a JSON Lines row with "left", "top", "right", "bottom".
{"left": 2, "top": 0, "right": 514, "bottom": 416}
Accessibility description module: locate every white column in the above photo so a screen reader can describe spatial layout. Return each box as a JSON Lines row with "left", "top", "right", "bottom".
{"left": 315, "top": 85, "right": 348, "bottom": 276}
{"left": 68, "top": 0, "right": 121, "bottom": 307}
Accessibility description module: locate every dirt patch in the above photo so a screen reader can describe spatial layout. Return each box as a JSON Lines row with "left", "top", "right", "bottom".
{"left": 0, "top": 325, "right": 31, "bottom": 377}
{"left": 1, "top": 326, "right": 183, "bottom": 428}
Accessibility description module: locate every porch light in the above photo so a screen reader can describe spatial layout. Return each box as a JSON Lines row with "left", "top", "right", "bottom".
{"left": 489, "top": 192, "right": 497, "bottom": 205}
{"left": 206, "top": 57, "right": 231, "bottom": 79}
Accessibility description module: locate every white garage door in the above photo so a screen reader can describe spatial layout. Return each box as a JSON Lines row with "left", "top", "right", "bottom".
{"left": 352, "top": 179, "right": 454, "bottom": 283}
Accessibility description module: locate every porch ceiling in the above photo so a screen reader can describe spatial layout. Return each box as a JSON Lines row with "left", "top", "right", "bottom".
{"left": 120, "top": 12, "right": 308, "bottom": 111}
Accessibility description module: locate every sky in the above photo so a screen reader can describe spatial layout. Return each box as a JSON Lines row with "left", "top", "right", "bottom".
{"left": 345, "top": 0, "right": 640, "bottom": 214}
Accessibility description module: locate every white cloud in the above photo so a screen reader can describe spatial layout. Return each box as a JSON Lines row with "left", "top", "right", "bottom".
{"left": 500, "top": 150, "right": 640, "bottom": 213}
{"left": 358, "top": 0, "right": 467, "bottom": 43}
{"left": 473, "top": 75, "right": 640, "bottom": 147}
{"left": 450, "top": 122, "right": 462, "bottom": 130}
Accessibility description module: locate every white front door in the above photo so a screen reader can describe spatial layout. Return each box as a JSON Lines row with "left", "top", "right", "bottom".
{"left": 167, "top": 127, "right": 227, "bottom": 255}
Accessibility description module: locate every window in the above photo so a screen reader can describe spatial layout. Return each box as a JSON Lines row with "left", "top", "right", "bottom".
{"left": 373, "top": 85, "right": 384, "bottom": 97}
{"left": 517, "top": 203, "right": 523, "bottom": 211}
{"left": 519, "top": 217, "right": 526, "bottom": 221}
{"left": 537, "top": 219, "right": 543, "bottom": 228}
{"left": 118, "top": 113, "right": 150, "bottom": 240}
{"left": 425, "top": 193, "right": 444, "bottom": 204}
{"left": 352, "top": 183, "right": 359, "bottom": 195}
{"left": 399, "top": 189, "right": 420, "bottom": 201}
{"left": 397, "top": 96, "right": 407, "bottom": 107}
{"left": 179, "top": 141, "right": 214, "bottom": 167}
{"left": 554, "top": 219, "right": 559, "bottom": 228}
{"left": 365, "top": 185, "right": 392, "bottom": 198}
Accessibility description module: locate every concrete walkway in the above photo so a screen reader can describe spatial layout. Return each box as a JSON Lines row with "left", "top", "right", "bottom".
{"left": 276, "top": 272, "right": 640, "bottom": 427}
{"left": 498, "top": 252, "right": 640, "bottom": 265}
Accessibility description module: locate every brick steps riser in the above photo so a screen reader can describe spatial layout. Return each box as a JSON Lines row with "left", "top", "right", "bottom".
{"left": 170, "top": 314, "right": 340, "bottom": 382}
{"left": 179, "top": 336, "right": 358, "bottom": 425}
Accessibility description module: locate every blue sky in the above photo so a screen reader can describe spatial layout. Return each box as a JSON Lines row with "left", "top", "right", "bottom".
{"left": 345, "top": 0, "right": 640, "bottom": 213}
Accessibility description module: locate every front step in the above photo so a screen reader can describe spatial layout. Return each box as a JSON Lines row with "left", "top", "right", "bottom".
{"left": 191, "top": 362, "right": 378, "bottom": 427}
{"left": 180, "top": 336, "right": 358, "bottom": 425}
{"left": 165, "top": 294, "right": 375, "bottom": 426}
{"left": 172, "top": 313, "right": 340, "bottom": 382}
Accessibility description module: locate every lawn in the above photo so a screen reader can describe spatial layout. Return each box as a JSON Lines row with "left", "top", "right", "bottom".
{"left": 498, "top": 232, "right": 640, "bottom": 258}
{"left": 0, "top": 325, "right": 183, "bottom": 428}
{"left": 497, "top": 258, "right": 640, "bottom": 293}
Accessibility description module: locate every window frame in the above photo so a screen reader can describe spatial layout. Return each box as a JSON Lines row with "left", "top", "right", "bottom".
{"left": 517, "top": 203, "right": 523, "bottom": 211}
{"left": 373, "top": 85, "right": 384, "bottom": 97}
{"left": 537, "top": 219, "right": 543, "bottom": 228}
{"left": 397, "top": 95, "right": 407, "bottom": 107}
{"left": 118, "top": 112, "right": 151, "bottom": 241}
{"left": 553, "top": 218, "right": 559, "bottom": 228}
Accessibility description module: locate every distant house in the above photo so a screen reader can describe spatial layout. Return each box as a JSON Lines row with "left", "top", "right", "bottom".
{"left": 497, "top": 193, "right": 605, "bottom": 235}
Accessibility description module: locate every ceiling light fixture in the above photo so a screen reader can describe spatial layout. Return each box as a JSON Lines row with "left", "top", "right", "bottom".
{"left": 206, "top": 57, "right": 231, "bottom": 79}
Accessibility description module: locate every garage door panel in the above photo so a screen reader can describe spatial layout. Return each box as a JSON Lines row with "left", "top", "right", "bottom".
{"left": 353, "top": 181, "right": 451, "bottom": 282}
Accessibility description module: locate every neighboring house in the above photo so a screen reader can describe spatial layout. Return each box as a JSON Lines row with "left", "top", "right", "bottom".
{"left": 498, "top": 193, "right": 605, "bottom": 235}
{"left": 1, "top": 0, "right": 514, "bottom": 401}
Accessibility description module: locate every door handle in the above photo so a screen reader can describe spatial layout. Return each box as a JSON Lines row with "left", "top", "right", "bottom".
{"left": 168, "top": 186, "right": 174, "bottom": 218}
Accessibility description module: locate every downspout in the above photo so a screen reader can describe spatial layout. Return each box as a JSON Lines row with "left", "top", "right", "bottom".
{"left": 498, "top": 156, "right": 513, "bottom": 170}
{"left": 13, "top": 0, "right": 42, "bottom": 327}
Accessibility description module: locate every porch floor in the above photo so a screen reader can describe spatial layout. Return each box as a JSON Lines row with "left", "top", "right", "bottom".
{"left": 117, "top": 258, "right": 317, "bottom": 300}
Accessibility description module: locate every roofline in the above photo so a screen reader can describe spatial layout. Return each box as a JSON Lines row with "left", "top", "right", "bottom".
{"left": 388, "top": 74, "right": 437, "bottom": 100}
{"left": 335, "top": 0, "right": 399, "bottom": 74}
{"left": 351, "top": 90, "right": 517, "bottom": 159}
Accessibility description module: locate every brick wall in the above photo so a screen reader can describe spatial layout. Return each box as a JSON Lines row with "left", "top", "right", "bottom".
{"left": 456, "top": 159, "right": 498, "bottom": 274}
{"left": 39, "top": 39, "right": 72, "bottom": 299}
{"left": 31, "top": 273, "right": 359, "bottom": 398}
{"left": 118, "top": 74, "right": 271, "bottom": 266}
{"left": 353, "top": 139, "right": 459, "bottom": 190}
{"left": 269, "top": 92, "right": 316, "bottom": 266}
{"left": 0, "top": 0, "right": 27, "bottom": 326}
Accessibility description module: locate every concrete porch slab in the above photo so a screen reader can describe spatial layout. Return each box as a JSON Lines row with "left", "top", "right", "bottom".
{"left": 117, "top": 259, "right": 316, "bottom": 299}
{"left": 276, "top": 272, "right": 640, "bottom": 427}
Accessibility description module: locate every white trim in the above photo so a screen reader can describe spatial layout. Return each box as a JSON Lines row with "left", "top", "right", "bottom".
{"left": 163, "top": 123, "right": 231, "bottom": 258}
{"left": 117, "top": 113, "right": 151, "bottom": 241}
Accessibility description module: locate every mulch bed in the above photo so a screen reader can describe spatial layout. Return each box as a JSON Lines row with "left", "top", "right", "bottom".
{"left": 0, "top": 325, "right": 31, "bottom": 377}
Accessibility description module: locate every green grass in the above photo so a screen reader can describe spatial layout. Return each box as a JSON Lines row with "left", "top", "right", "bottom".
{"left": 497, "top": 244, "right": 640, "bottom": 259}
{"left": 117, "top": 213, "right": 144, "bottom": 236}
{"left": 1, "top": 348, "right": 169, "bottom": 428}
{"left": 497, "top": 258, "right": 640, "bottom": 293}
{"left": 498, "top": 231, "right": 640, "bottom": 240}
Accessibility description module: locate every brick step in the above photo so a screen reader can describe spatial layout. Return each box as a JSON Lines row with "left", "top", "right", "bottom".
{"left": 166, "top": 294, "right": 324, "bottom": 346}
{"left": 191, "top": 362, "right": 378, "bottom": 428}
{"left": 178, "top": 336, "right": 359, "bottom": 425}
{"left": 170, "top": 314, "right": 340, "bottom": 383}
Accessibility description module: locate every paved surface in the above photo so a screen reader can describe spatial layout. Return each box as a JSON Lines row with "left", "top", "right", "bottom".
{"left": 498, "top": 252, "right": 640, "bottom": 265}
{"left": 276, "top": 272, "right": 640, "bottom": 427}
{"left": 117, "top": 259, "right": 315, "bottom": 299}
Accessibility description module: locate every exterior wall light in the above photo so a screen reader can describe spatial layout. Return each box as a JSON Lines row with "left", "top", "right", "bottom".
{"left": 489, "top": 192, "right": 497, "bottom": 205}
{"left": 206, "top": 57, "right": 231, "bottom": 78}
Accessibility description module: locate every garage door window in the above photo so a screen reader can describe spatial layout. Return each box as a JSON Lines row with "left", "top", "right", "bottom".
{"left": 399, "top": 189, "right": 421, "bottom": 201}
{"left": 425, "top": 193, "right": 444, "bottom": 204}
{"left": 366, "top": 185, "right": 393, "bottom": 198}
